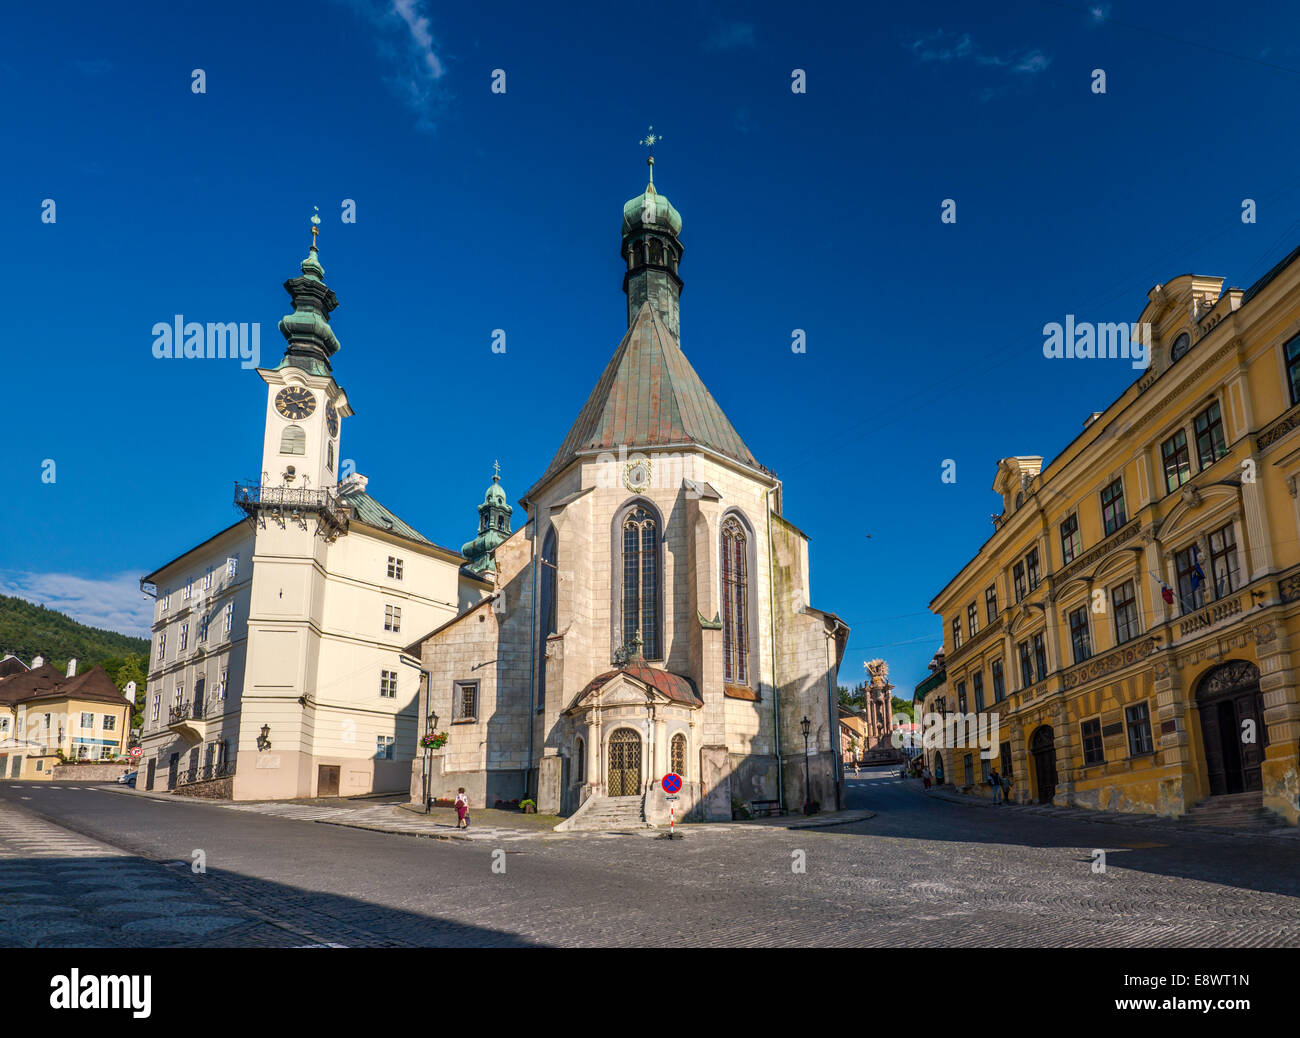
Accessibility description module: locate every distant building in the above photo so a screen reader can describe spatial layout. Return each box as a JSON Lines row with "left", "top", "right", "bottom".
{"left": 0, "top": 659, "right": 131, "bottom": 779}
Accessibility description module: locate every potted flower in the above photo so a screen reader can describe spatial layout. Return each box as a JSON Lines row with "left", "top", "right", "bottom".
{"left": 520, "top": 798, "right": 537, "bottom": 814}
{"left": 420, "top": 731, "right": 448, "bottom": 750}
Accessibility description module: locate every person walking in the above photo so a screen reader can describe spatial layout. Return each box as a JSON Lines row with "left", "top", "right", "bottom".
{"left": 921, "top": 764, "right": 931, "bottom": 790}
{"left": 454, "top": 787, "right": 470, "bottom": 829}
{"left": 989, "top": 767, "right": 1004, "bottom": 804}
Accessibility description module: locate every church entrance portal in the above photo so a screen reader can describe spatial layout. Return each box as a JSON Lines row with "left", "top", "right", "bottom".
{"left": 1030, "top": 726, "right": 1056, "bottom": 804}
{"left": 1196, "top": 661, "right": 1267, "bottom": 796}
{"left": 607, "top": 728, "right": 642, "bottom": 797}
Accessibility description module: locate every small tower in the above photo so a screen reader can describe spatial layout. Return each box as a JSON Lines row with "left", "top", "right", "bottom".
{"left": 622, "top": 127, "right": 684, "bottom": 339}
{"left": 461, "top": 463, "right": 514, "bottom": 574}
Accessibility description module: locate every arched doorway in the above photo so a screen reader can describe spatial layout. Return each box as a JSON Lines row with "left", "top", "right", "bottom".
{"left": 1030, "top": 726, "right": 1057, "bottom": 803}
{"left": 1195, "top": 661, "right": 1267, "bottom": 796}
{"left": 607, "top": 728, "right": 642, "bottom": 797}
{"left": 933, "top": 752, "right": 944, "bottom": 785}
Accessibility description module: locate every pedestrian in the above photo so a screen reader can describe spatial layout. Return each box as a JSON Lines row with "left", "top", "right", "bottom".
{"left": 455, "top": 787, "right": 470, "bottom": 829}
{"left": 921, "top": 764, "right": 931, "bottom": 790}
{"left": 989, "top": 767, "right": 1003, "bottom": 804}
{"left": 1001, "top": 772, "right": 1013, "bottom": 804}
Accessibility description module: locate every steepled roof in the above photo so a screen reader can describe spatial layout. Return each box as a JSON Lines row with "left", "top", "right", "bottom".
{"left": 533, "top": 302, "right": 761, "bottom": 490}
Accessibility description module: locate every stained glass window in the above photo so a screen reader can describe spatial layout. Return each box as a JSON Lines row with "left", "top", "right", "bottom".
{"left": 721, "top": 517, "right": 749, "bottom": 684}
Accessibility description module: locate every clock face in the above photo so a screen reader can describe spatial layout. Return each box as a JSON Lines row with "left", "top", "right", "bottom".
{"left": 624, "top": 457, "right": 652, "bottom": 492}
{"left": 326, "top": 402, "right": 339, "bottom": 437}
{"left": 275, "top": 386, "right": 317, "bottom": 421}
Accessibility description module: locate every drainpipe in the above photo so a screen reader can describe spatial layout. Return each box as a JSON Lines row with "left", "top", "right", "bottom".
{"left": 399, "top": 654, "right": 433, "bottom": 812}
{"left": 526, "top": 518, "right": 538, "bottom": 799}
{"left": 824, "top": 617, "right": 845, "bottom": 811}
{"left": 767, "top": 487, "right": 783, "bottom": 812}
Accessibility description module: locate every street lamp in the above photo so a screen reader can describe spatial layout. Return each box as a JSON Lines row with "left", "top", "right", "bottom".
{"left": 256, "top": 724, "right": 271, "bottom": 751}
{"left": 800, "top": 716, "right": 813, "bottom": 815}
{"left": 423, "top": 709, "right": 440, "bottom": 814}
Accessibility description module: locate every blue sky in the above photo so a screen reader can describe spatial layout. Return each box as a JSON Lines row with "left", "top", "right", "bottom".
{"left": 2, "top": 0, "right": 1299, "bottom": 693}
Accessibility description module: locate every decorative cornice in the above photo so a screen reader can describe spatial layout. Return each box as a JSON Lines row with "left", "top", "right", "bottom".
{"left": 1129, "top": 339, "right": 1238, "bottom": 434}
{"left": 1256, "top": 402, "right": 1300, "bottom": 454}
{"left": 1061, "top": 637, "right": 1159, "bottom": 690}
{"left": 946, "top": 615, "right": 1005, "bottom": 666}
{"left": 1056, "top": 518, "right": 1141, "bottom": 585}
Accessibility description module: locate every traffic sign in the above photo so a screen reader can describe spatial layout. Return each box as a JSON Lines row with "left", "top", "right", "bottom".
{"left": 661, "top": 772, "right": 682, "bottom": 794}
{"left": 129, "top": 747, "right": 142, "bottom": 759}
{"left": 664, "top": 794, "right": 679, "bottom": 801}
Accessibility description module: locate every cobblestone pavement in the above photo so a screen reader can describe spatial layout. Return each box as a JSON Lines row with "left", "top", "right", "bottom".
{"left": 3, "top": 772, "right": 1300, "bottom": 947}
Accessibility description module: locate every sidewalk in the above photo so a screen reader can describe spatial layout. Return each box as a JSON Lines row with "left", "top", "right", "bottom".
{"left": 922, "top": 783, "right": 1300, "bottom": 841}
{"left": 107, "top": 785, "right": 873, "bottom": 841}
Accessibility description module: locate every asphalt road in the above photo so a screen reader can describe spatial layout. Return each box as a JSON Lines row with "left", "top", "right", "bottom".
{"left": 3, "top": 768, "right": 1299, "bottom": 947}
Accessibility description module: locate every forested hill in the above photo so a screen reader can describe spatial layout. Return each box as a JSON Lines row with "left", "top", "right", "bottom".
{"left": 0, "top": 594, "right": 149, "bottom": 673}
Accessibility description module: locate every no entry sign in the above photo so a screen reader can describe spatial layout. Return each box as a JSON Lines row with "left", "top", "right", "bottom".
{"left": 129, "top": 747, "right": 142, "bottom": 759}
{"left": 662, "top": 772, "right": 682, "bottom": 794}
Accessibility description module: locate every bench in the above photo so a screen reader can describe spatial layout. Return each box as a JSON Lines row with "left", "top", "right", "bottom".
{"left": 750, "top": 799, "right": 781, "bottom": 818}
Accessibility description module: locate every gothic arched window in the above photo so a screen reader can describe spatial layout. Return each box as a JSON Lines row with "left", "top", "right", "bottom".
{"left": 621, "top": 504, "right": 661, "bottom": 659}
{"left": 670, "top": 733, "right": 686, "bottom": 777}
{"left": 538, "top": 526, "right": 558, "bottom": 708}
{"left": 280, "top": 425, "right": 306, "bottom": 456}
{"left": 721, "top": 515, "right": 749, "bottom": 684}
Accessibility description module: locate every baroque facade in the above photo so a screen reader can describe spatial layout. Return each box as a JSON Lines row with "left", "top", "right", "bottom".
{"left": 930, "top": 250, "right": 1300, "bottom": 825}
{"left": 406, "top": 159, "right": 848, "bottom": 823}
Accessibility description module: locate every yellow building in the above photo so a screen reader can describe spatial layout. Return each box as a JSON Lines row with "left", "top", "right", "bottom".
{"left": 0, "top": 661, "right": 133, "bottom": 780}
{"left": 930, "top": 248, "right": 1300, "bottom": 826}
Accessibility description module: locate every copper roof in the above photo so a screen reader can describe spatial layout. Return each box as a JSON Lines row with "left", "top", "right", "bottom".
{"left": 534, "top": 302, "right": 761, "bottom": 490}
{"left": 576, "top": 662, "right": 703, "bottom": 708}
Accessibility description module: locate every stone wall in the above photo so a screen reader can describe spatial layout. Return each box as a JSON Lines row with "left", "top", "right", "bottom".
{"left": 50, "top": 763, "right": 131, "bottom": 782}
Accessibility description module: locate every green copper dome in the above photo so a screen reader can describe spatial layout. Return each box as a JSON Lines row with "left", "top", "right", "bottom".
{"left": 622, "top": 183, "right": 682, "bottom": 238}
{"left": 462, "top": 466, "right": 513, "bottom": 574}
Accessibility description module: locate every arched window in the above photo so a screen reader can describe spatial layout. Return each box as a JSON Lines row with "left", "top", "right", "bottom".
{"left": 280, "top": 425, "right": 306, "bottom": 456}
{"left": 622, "top": 505, "right": 661, "bottom": 659}
{"left": 721, "top": 515, "right": 749, "bottom": 684}
{"left": 670, "top": 733, "right": 686, "bottom": 777}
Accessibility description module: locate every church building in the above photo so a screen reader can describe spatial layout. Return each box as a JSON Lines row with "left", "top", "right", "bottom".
{"left": 405, "top": 156, "right": 849, "bottom": 824}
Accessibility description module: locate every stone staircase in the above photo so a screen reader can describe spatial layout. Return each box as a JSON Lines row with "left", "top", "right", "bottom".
{"left": 1181, "top": 791, "right": 1285, "bottom": 831}
{"left": 554, "top": 794, "right": 650, "bottom": 832}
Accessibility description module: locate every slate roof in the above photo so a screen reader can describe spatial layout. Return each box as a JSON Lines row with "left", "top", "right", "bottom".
{"left": 575, "top": 662, "right": 703, "bottom": 708}
{"left": 0, "top": 664, "right": 128, "bottom": 708}
{"left": 533, "top": 302, "right": 762, "bottom": 491}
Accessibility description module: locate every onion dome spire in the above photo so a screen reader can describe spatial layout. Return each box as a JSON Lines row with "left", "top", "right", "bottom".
{"left": 277, "top": 206, "right": 341, "bottom": 373}
{"left": 622, "top": 127, "right": 683, "bottom": 339}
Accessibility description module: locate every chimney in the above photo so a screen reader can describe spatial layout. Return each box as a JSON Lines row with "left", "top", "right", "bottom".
{"left": 32, "top": 655, "right": 44, "bottom": 669}
{"left": 125, "top": 680, "right": 137, "bottom": 705}
{"left": 66, "top": 658, "right": 77, "bottom": 678}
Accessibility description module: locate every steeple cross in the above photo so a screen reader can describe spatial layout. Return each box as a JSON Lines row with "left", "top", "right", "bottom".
{"left": 310, "top": 205, "right": 321, "bottom": 250}
{"left": 493, "top": 459, "right": 501, "bottom": 480}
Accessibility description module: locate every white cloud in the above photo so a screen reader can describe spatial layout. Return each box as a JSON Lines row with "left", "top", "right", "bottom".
{"left": 333, "top": 0, "right": 448, "bottom": 131}
{"left": 0, "top": 570, "right": 152, "bottom": 639}
{"left": 907, "top": 29, "right": 1051, "bottom": 94}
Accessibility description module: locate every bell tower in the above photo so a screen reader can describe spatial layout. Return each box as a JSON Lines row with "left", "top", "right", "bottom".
{"left": 622, "top": 128, "right": 684, "bottom": 339}
{"left": 257, "top": 209, "right": 352, "bottom": 493}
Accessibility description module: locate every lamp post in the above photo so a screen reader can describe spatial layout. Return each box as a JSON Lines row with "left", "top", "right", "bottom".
{"left": 800, "top": 716, "right": 813, "bottom": 815}
{"left": 423, "top": 710, "right": 440, "bottom": 814}
{"left": 256, "top": 724, "right": 271, "bottom": 751}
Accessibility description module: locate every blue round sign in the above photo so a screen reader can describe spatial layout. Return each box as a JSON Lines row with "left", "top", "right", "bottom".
{"left": 662, "top": 773, "right": 682, "bottom": 794}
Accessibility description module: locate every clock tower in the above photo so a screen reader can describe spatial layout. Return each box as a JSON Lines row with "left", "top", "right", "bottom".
{"left": 257, "top": 210, "right": 352, "bottom": 492}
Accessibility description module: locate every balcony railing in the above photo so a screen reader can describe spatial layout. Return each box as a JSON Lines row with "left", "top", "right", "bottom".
{"left": 168, "top": 701, "right": 201, "bottom": 725}
{"left": 234, "top": 482, "right": 349, "bottom": 538}
{"left": 176, "top": 760, "right": 236, "bottom": 786}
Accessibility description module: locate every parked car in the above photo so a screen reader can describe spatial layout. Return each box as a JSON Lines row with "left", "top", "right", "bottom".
{"left": 117, "top": 771, "right": 138, "bottom": 788}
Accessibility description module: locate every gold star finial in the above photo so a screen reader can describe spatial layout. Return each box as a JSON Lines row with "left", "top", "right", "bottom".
{"left": 639, "top": 126, "right": 661, "bottom": 185}
{"left": 310, "top": 205, "right": 321, "bottom": 250}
